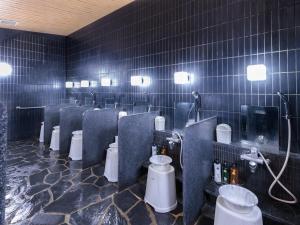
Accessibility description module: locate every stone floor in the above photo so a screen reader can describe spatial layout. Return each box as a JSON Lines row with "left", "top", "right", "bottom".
{"left": 5, "top": 140, "right": 186, "bottom": 225}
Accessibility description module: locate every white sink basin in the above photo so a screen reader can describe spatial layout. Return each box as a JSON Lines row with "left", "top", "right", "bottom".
{"left": 219, "top": 185, "right": 258, "bottom": 213}
{"left": 150, "top": 155, "right": 172, "bottom": 166}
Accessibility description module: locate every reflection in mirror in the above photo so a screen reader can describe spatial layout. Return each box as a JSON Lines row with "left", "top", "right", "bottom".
{"left": 174, "top": 102, "right": 194, "bottom": 130}
{"left": 133, "top": 102, "right": 149, "bottom": 113}
{"left": 241, "top": 105, "right": 279, "bottom": 153}
{"left": 105, "top": 98, "right": 117, "bottom": 109}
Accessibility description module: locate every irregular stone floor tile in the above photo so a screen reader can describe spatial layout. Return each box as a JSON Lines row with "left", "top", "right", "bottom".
{"left": 5, "top": 140, "right": 183, "bottom": 225}
{"left": 83, "top": 176, "right": 98, "bottom": 184}
{"left": 101, "top": 205, "right": 128, "bottom": 225}
{"left": 29, "top": 169, "right": 49, "bottom": 186}
{"left": 44, "top": 172, "right": 61, "bottom": 184}
{"left": 25, "top": 183, "right": 51, "bottom": 196}
{"left": 94, "top": 176, "right": 109, "bottom": 187}
{"left": 92, "top": 164, "right": 105, "bottom": 176}
{"left": 127, "top": 202, "right": 152, "bottom": 225}
{"left": 44, "top": 184, "right": 100, "bottom": 214}
{"left": 99, "top": 184, "right": 118, "bottom": 199}
{"left": 129, "top": 182, "right": 146, "bottom": 199}
{"left": 154, "top": 211, "right": 176, "bottom": 225}
{"left": 114, "top": 190, "right": 139, "bottom": 213}
{"left": 31, "top": 213, "right": 65, "bottom": 225}
{"left": 173, "top": 216, "right": 184, "bottom": 225}
{"left": 50, "top": 179, "right": 73, "bottom": 200}
{"left": 69, "top": 198, "right": 112, "bottom": 225}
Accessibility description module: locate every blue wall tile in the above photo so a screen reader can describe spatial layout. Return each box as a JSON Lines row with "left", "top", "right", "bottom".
{"left": 0, "top": 29, "right": 66, "bottom": 140}
{"left": 66, "top": 0, "right": 300, "bottom": 153}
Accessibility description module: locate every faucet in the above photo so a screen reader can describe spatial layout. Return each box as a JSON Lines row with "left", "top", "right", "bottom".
{"left": 89, "top": 91, "right": 96, "bottom": 106}
{"left": 166, "top": 132, "right": 181, "bottom": 149}
{"left": 166, "top": 131, "right": 184, "bottom": 169}
{"left": 192, "top": 91, "right": 201, "bottom": 122}
{"left": 143, "top": 92, "right": 152, "bottom": 112}
{"left": 240, "top": 147, "right": 270, "bottom": 173}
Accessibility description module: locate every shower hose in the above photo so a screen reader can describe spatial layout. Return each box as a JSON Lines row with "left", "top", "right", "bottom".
{"left": 258, "top": 119, "right": 298, "bottom": 204}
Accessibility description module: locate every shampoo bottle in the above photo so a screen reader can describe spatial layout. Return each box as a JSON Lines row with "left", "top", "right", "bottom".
{"left": 214, "top": 159, "right": 222, "bottom": 184}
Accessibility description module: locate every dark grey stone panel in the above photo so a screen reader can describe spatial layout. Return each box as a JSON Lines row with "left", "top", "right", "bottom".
{"left": 82, "top": 109, "right": 118, "bottom": 169}
{"left": 44, "top": 104, "right": 74, "bottom": 145}
{"left": 0, "top": 102, "right": 7, "bottom": 225}
{"left": 44, "top": 105, "right": 61, "bottom": 145}
{"left": 59, "top": 106, "right": 90, "bottom": 156}
{"left": 118, "top": 112, "right": 158, "bottom": 190}
{"left": 183, "top": 116, "right": 217, "bottom": 225}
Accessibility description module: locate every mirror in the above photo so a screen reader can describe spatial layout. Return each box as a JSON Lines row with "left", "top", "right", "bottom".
{"left": 173, "top": 102, "right": 194, "bottom": 131}
{"left": 241, "top": 105, "right": 279, "bottom": 153}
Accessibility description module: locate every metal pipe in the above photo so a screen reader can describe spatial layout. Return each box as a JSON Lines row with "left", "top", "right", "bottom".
{"left": 16, "top": 106, "right": 45, "bottom": 110}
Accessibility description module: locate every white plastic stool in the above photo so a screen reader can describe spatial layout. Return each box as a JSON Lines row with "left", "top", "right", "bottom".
{"left": 104, "top": 145, "right": 118, "bottom": 182}
{"left": 39, "top": 122, "right": 44, "bottom": 143}
{"left": 214, "top": 196, "right": 263, "bottom": 225}
{"left": 144, "top": 155, "right": 177, "bottom": 213}
{"left": 50, "top": 126, "right": 60, "bottom": 151}
{"left": 69, "top": 130, "right": 83, "bottom": 160}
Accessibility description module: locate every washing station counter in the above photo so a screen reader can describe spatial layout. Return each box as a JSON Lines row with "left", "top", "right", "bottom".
{"left": 123, "top": 115, "right": 217, "bottom": 225}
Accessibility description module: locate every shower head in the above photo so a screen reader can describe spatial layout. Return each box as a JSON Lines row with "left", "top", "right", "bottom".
{"left": 277, "top": 92, "right": 289, "bottom": 103}
{"left": 277, "top": 92, "right": 290, "bottom": 119}
{"left": 192, "top": 91, "right": 200, "bottom": 99}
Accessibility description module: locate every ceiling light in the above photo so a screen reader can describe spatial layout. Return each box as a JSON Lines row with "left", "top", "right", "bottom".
{"left": 0, "top": 62, "right": 12, "bottom": 76}
{"left": 0, "top": 19, "right": 17, "bottom": 26}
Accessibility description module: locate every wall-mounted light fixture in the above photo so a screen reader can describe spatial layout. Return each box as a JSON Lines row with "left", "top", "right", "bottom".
{"left": 74, "top": 82, "right": 81, "bottom": 88}
{"left": 65, "top": 81, "right": 74, "bottom": 89}
{"left": 174, "top": 71, "right": 194, "bottom": 84}
{"left": 101, "top": 77, "right": 112, "bottom": 87}
{"left": 90, "top": 80, "right": 98, "bottom": 88}
{"left": 247, "top": 64, "right": 267, "bottom": 81}
{"left": 131, "top": 76, "right": 151, "bottom": 87}
{"left": 80, "top": 80, "right": 90, "bottom": 88}
{"left": 0, "top": 62, "right": 12, "bottom": 76}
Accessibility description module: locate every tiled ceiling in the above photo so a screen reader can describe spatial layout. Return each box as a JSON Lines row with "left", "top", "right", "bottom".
{"left": 0, "top": 0, "right": 134, "bottom": 36}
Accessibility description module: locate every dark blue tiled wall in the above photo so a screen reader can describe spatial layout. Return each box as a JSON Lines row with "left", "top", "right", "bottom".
{"left": 0, "top": 28, "right": 66, "bottom": 140}
{"left": 66, "top": 0, "right": 300, "bottom": 153}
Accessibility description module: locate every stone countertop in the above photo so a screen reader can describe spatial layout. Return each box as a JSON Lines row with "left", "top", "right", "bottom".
{"left": 205, "top": 181, "right": 300, "bottom": 225}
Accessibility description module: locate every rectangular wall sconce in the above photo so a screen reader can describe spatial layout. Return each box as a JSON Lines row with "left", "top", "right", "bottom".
{"left": 90, "top": 80, "right": 98, "bottom": 88}
{"left": 74, "top": 82, "right": 81, "bottom": 88}
{"left": 174, "top": 71, "right": 194, "bottom": 84}
{"left": 101, "top": 77, "right": 112, "bottom": 87}
{"left": 80, "top": 80, "right": 90, "bottom": 88}
{"left": 65, "top": 81, "right": 73, "bottom": 89}
{"left": 247, "top": 64, "right": 267, "bottom": 81}
{"left": 130, "top": 76, "right": 151, "bottom": 87}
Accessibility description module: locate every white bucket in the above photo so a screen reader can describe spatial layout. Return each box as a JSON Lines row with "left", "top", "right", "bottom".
{"left": 216, "top": 124, "right": 232, "bottom": 144}
{"left": 155, "top": 116, "right": 165, "bottom": 131}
